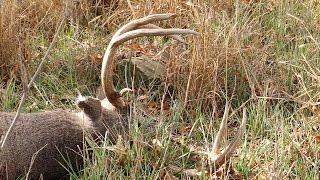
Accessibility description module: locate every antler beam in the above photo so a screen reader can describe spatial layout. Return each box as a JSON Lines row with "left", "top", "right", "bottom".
{"left": 101, "top": 14, "right": 199, "bottom": 109}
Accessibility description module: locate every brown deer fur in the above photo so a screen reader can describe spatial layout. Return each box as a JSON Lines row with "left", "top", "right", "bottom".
{"left": 0, "top": 97, "right": 128, "bottom": 179}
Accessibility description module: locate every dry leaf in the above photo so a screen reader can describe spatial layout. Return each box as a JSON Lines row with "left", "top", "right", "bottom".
{"left": 10, "top": 62, "right": 20, "bottom": 79}
{"left": 147, "top": 102, "right": 158, "bottom": 108}
{"left": 178, "top": 125, "right": 191, "bottom": 135}
{"left": 124, "top": 40, "right": 152, "bottom": 55}
{"left": 123, "top": 57, "right": 166, "bottom": 80}
{"left": 162, "top": 102, "right": 170, "bottom": 111}
{"left": 228, "top": 166, "right": 243, "bottom": 180}
{"left": 315, "top": 135, "right": 320, "bottom": 144}
{"left": 159, "top": 169, "right": 166, "bottom": 179}
{"left": 89, "top": 53, "right": 103, "bottom": 64}
{"left": 159, "top": 169, "right": 178, "bottom": 180}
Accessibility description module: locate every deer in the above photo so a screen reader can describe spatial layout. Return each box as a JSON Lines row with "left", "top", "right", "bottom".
{"left": 0, "top": 13, "right": 246, "bottom": 179}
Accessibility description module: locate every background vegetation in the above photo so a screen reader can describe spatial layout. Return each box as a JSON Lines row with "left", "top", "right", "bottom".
{"left": 1, "top": 0, "right": 320, "bottom": 179}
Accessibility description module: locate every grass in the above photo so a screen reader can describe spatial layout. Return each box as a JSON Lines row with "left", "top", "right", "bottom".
{"left": 1, "top": 0, "right": 320, "bottom": 179}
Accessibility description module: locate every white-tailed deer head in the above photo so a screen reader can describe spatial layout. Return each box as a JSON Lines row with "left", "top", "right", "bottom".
{"left": 0, "top": 13, "right": 198, "bottom": 179}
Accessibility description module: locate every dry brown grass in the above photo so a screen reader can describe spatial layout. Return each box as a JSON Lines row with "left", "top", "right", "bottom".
{"left": 105, "top": 0, "right": 285, "bottom": 111}
{"left": 0, "top": 0, "right": 109, "bottom": 82}
{"left": 120, "top": 0, "right": 320, "bottom": 113}
{"left": 1, "top": 0, "right": 320, "bottom": 110}
{"left": 0, "top": 0, "right": 64, "bottom": 82}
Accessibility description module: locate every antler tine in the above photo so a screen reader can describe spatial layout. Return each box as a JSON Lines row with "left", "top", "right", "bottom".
{"left": 209, "top": 108, "right": 247, "bottom": 170}
{"left": 212, "top": 103, "right": 230, "bottom": 155}
{"left": 113, "top": 28, "right": 199, "bottom": 46}
{"left": 137, "top": 24, "right": 189, "bottom": 44}
{"left": 115, "top": 13, "right": 177, "bottom": 36}
{"left": 101, "top": 14, "right": 199, "bottom": 109}
{"left": 116, "top": 13, "right": 188, "bottom": 43}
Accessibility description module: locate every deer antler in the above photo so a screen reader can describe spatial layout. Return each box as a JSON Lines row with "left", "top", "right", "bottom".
{"left": 101, "top": 13, "right": 199, "bottom": 109}
{"left": 168, "top": 105, "right": 247, "bottom": 176}
{"left": 208, "top": 105, "right": 247, "bottom": 171}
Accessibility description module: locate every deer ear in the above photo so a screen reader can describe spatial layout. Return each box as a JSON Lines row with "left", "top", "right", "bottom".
{"left": 76, "top": 97, "right": 102, "bottom": 121}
